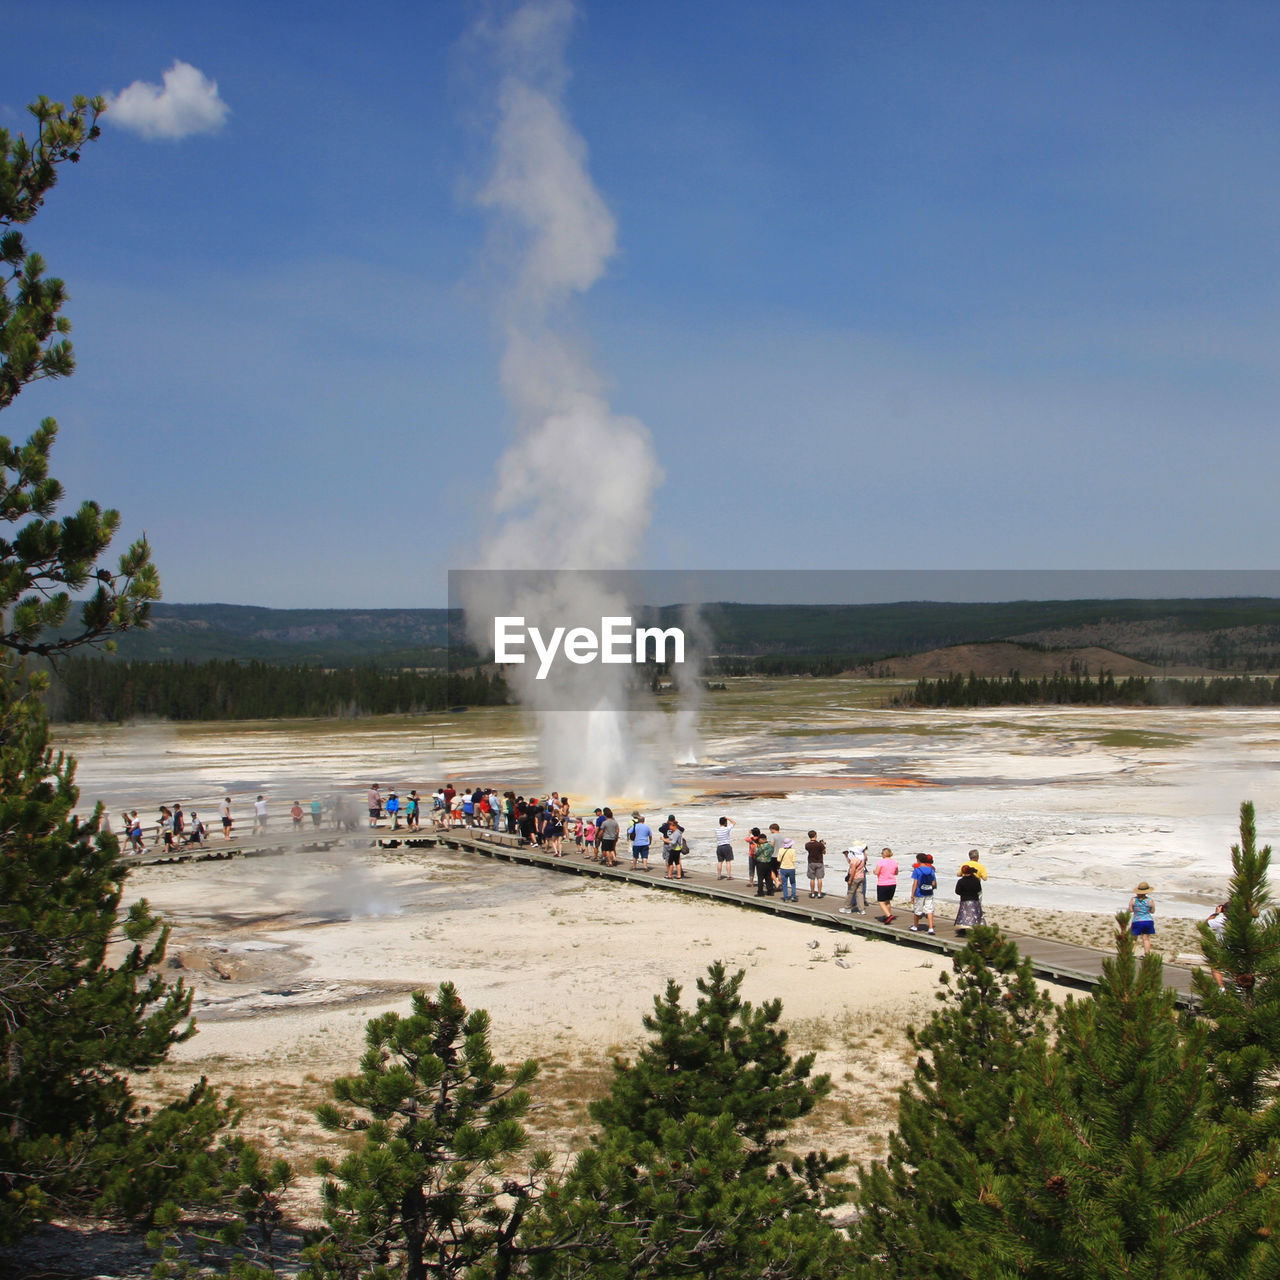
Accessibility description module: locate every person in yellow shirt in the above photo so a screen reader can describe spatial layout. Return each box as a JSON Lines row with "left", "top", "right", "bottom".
{"left": 778, "top": 838, "right": 798, "bottom": 902}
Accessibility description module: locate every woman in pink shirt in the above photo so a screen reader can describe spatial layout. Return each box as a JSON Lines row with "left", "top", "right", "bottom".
{"left": 875, "top": 847, "right": 899, "bottom": 924}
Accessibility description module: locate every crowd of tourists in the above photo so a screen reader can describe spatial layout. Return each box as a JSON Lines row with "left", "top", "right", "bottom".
{"left": 362, "top": 782, "right": 1004, "bottom": 936}
{"left": 113, "top": 792, "right": 350, "bottom": 853}
{"left": 110, "top": 783, "right": 1195, "bottom": 951}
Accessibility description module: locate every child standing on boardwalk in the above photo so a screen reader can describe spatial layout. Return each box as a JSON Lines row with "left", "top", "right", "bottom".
{"left": 909, "top": 854, "right": 937, "bottom": 934}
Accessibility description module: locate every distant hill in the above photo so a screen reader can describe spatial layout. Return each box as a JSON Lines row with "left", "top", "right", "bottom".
{"left": 108, "top": 604, "right": 452, "bottom": 666}
{"left": 853, "top": 642, "right": 1175, "bottom": 680}
{"left": 96, "top": 597, "right": 1280, "bottom": 673}
{"left": 691, "top": 597, "right": 1280, "bottom": 671}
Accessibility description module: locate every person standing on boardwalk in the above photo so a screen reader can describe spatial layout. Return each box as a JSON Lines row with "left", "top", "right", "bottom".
{"left": 778, "top": 839, "right": 798, "bottom": 901}
{"left": 754, "top": 832, "right": 777, "bottom": 897}
{"left": 954, "top": 863, "right": 984, "bottom": 934}
{"left": 875, "top": 847, "right": 899, "bottom": 923}
{"left": 221, "top": 797, "right": 234, "bottom": 840}
{"left": 290, "top": 800, "right": 304, "bottom": 830}
{"left": 1205, "top": 901, "right": 1230, "bottom": 989}
{"left": 666, "top": 828, "right": 687, "bottom": 879}
{"left": 746, "top": 827, "right": 763, "bottom": 887}
{"left": 805, "top": 830, "right": 827, "bottom": 898}
{"left": 768, "top": 823, "right": 785, "bottom": 864}
{"left": 909, "top": 853, "right": 937, "bottom": 934}
{"left": 598, "top": 808, "right": 620, "bottom": 866}
{"left": 254, "top": 794, "right": 268, "bottom": 834}
{"left": 661, "top": 816, "right": 686, "bottom": 879}
{"left": 1129, "top": 882, "right": 1156, "bottom": 956}
{"left": 368, "top": 784, "right": 382, "bottom": 828}
{"left": 311, "top": 796, "right": 324, "bottom": 828}
{"left": 716, "top": 816, "right": 736, "bottom": 879}
{"left": 630, "top": 812, "right": 653, "bottom": 870}
{"left": 839, "top": 843, "right": 868, "bottom": 915}
{"left": 545, "top": 807, "right": 565, "bottom": 857}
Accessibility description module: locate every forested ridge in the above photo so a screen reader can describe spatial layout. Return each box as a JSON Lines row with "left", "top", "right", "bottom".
{"left": 107, "top": 597, "right": 1280, "bottom": 671}
{"left": 45, "top": 657, "right": 507, "bottom": 721}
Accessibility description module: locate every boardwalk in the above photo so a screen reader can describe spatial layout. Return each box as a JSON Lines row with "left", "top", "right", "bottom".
{"left": 379, "top": 827, "right": 1200, "bottom": 1001}
{"left": 119, "top": 835, "right": 341, "bottom": 867}
{"left": 117, "top": 820, "right": 1201, "bottom": 1002}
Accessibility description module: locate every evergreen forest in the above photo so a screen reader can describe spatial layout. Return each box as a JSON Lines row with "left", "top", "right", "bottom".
{"left": 45, "top": 657, "right": 507, "bottom": 722}
{"left": 901, "top": 670, "right": 1280, "bottom": 708}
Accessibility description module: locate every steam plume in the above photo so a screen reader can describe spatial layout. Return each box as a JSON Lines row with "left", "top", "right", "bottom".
{"left": 467, "top": 0, "right": 663, "bottom": 797}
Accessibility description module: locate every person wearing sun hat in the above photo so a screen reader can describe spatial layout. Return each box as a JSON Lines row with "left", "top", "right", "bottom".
{"left": 628, "top": 811, "right": 652, "bottom": 871}
{"left": 1129, "top": 881, "right": 1156, "bottom": 955}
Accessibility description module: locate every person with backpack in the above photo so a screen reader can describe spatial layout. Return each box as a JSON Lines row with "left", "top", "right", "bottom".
{"left": 661, "top": 815, "right": 687, "bottom": 879}
{"left": 909, "top": 853, "right": 938, "bottom": 934}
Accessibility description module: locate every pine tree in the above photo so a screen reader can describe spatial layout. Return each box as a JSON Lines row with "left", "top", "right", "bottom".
{"left": 0, "top": 663, "right": 228, "bottom": 1238}
{"left": 525, "top": 961, "right": 849, "bottom": 1280}
{"left": 301, "top": 983, "right": 551, "bottom": 1280}
{"left": 1193, "top": 800, "right": 1280, "bottom": 1156}
{"left": 0, "top": 94, "right": 209, "bottom": 1242}
{"left": 969, "top": 921, "right": 1280, "bottom": 1279}
{"left": 850, "top": 926, "right": 1054, "bottom": 1279}
{"left": 528, "top": 1111, "right": 846, "bottom": 1280}
{"left": 587, "top": 960, "right": 831, "bottom": 1165}
{"left": 1, "top": 96, "right": 159, "bottom": 655}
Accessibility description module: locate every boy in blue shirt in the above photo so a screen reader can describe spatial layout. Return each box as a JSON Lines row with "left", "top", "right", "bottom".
{"left": 909, "top": 854, "right": 937, "bottom": 934}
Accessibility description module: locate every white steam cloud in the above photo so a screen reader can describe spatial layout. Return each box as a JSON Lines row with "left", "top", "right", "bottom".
{"left": 467, "top": 0, "right": 666, "bottom": 799}
{"left": 107, "top": 60, "right": 230, "bottom": 140}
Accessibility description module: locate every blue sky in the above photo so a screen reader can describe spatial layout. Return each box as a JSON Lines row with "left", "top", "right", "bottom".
{"left": 5, "top": 1, "right": 1279, "bottom": 606}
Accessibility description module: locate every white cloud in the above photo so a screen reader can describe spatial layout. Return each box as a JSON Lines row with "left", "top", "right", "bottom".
{"left": 106, "top": 60, "right": 229, "bottom": 140}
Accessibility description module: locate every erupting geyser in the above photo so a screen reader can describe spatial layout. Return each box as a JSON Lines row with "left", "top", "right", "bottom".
{"left": 462, "top": 0, "right": 685, "bottom": 799}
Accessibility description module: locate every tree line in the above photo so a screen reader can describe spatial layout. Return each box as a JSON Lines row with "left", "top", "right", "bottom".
{"left": 711, "top": 653, "right": 852, "bottom": 677}
{"left": 899, "top": 669, "right": 1280, "bottom": 707}
{"left": 44, "top": 657, "right": 508, "bottom": 721}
